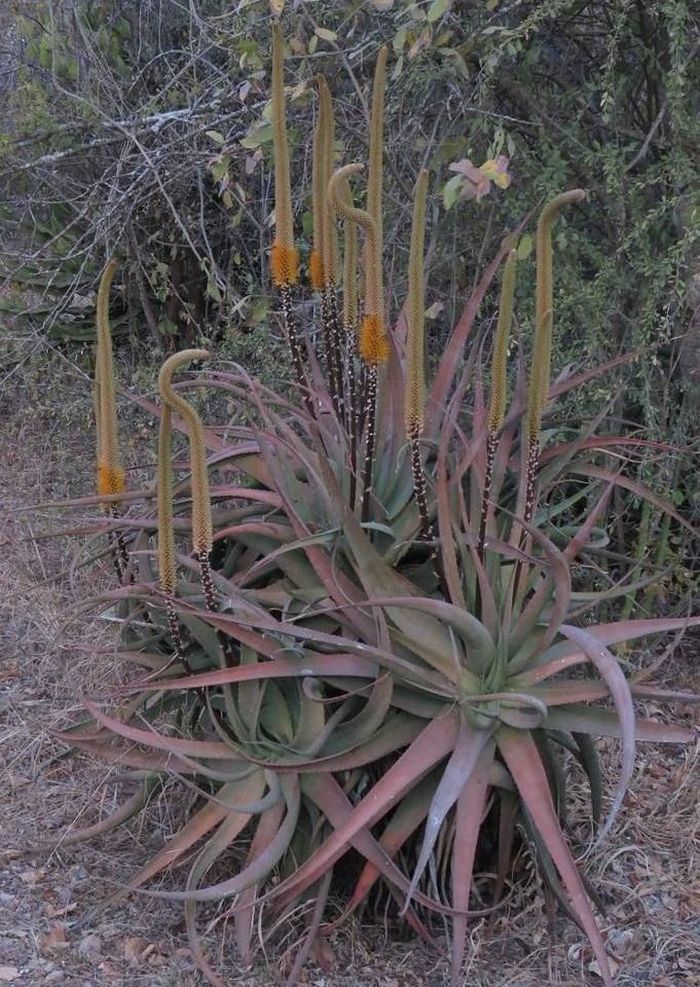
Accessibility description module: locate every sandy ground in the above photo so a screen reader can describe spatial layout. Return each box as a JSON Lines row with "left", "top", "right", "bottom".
{"left": 1, "top": 348, "right": 698, "bottom": 987}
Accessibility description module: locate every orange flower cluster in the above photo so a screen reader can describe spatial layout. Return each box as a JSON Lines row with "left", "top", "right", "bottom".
{"left": 359, "top": 314, "right": 389, "bottom": 365}
{"left": 270, "top": 241, "right": 300, "bottom": 287}
{"left": 97, "top": 463, "right": 126, "bottom": 496}
{"left": 309, "top": 250, "right": 325, "bottom": 291}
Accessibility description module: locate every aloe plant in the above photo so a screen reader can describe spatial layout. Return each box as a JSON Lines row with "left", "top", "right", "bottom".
{"left": 57, "top": 27, "right": 699, "bottom": 987}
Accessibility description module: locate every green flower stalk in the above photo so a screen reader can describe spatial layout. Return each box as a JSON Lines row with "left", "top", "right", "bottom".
{"left": 523, "top": 189, "right": 585, "bottom": 527}
{"left": 479, "top": 246, "right": 517, "bottom": 557}
{"left": 405, "top": 169, "right": 432, "bottom": 542}
{"left": 94, "top": 259, "right": 129, "bottom": 580}
{"left": 158, "top": 349, "right": 215, "bottom": 612}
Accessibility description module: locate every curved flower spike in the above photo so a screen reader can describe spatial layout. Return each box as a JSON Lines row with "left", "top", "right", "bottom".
{"left": 158, "top": 349, "right": 212, "bottom": 558}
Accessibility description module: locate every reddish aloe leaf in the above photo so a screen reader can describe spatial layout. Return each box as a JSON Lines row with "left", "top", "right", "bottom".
{"left": 137, "top": 775, "right": 301, "bottom": 902}
{"left": 497, "top": 728, "right": 613, "bottom": 987}
{"left": 302, "top": 772, "right": 457, "bottom": 919}
{"left": 115, "top": 654, "right": 378, "bottom": 694}
{"left": 338, "top": 774, "right": 438, "bottom": 925}
{"left": 234, "top": 803, "right": 286, "bottom": 966}
{"left": 560, "top": 624, "right": 635, "bottom": 845}
{"left": 546, "top": 704, "right": 694, "bottom": 744}
{"left": 83, "top": 699, "right": 237, "bottom": 759}
{"left": 184, "top": 771, "right": 267, "bottom": 987}
{"left": 121, "top": 776, "right": 263, "bottom": 899}
{"left": 450, "top": 742, "right": 494, "bottom": 987}
{"left": 525, "top": 615, "right": 700, "bottom": 674}
{"left": 61, "top": 738, "right": 197, "bottom": 773}
{"left": 188, "top": 600, "right": 451, "bottom": 694}
{"left": 570, "top": 465, "right": 698, "bottom": 537}
{"left": 493, "top": 789, "right": 519, "bottom": 905}
{"left": 631, "top": 684, "right": 700, "bottom": 703}
{"left": 36, "top": 777, "right": 159, "bottom": 852}
{"left": 430, "top": 232, "right": 522, "bottom": 425}
{"left": 264, "top": 713, "right": 460, "bottom": 912}
{"left": 541, "top": 434, "right": 677, "bottom": 464}
{"left": 533, "top": 681, "right": 611, "bottom": 705}
{"left": 404, "top": 722, "right": 492, "bottom": 910}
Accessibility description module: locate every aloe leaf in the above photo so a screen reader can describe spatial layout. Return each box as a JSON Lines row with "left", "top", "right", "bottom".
{"left": 546, "top": 704, "right": 693, "bottom": 743}
{"left": 493, "top": 789, "right": 519, "bottom": 905}
{"left": 429, "top": 233, "right": 520, "bottom": 427}
{"left": 523, "top": 614, "right": 700, "bottom": 675}
{"left": 345, "top": 595, "right": 495, "bottom": 677}
{"left": 114, "top": 775, "right": 262, "bottom": 901}
{"left": 138, "top": 774, "right": 301, "bottom": 901}
{"left": 341, "top": 772, "right": 439, "bottom": 919}
{"left": 497, "top": 727, "right": 613, "bottom": 987}
{"left": 570, "top": 465, "right": 698, "bottom": 537}
{"left": 82, "top": 699, "right": 237, "bottom": 759}
{"left": 235, "top": 803, "right": 286, "bottom": 967}
{"left": 262, "top": 713, "right": 460, "bottom": 911}
{"left": 35, "top": 776, "right": 160, "bottom": 852}
{"left": 404, "top": 721, "right": 492, "bottom": 910}
{"left": 115, "top": 654, "right": 377, "bottom": 693}
{"left": 559, "top": 623, "right": 635, "bottom": 845}
{"left": 449, "top": 742, "right": 494, "bottom": 987}
{"left": 184, "top": 771, "right": 268, "bottom": 987}
{"left": 182, "top": 603, "right": 452, "bottom": 693}
{"left": 572, "top": 732, "right": 604, "bottom": 827}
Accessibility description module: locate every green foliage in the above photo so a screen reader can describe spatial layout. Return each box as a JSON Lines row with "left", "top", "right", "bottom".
{"left": 55, "top": 32, "right": 699, "bottom": 987}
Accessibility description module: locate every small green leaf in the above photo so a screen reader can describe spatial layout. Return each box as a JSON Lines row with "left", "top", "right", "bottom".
{"left": 314, "top": 26, "right": 337, "bottom": 42}
{"left": 427, "top": 0, "right": 451, "bottom": 23}
{"left": 442, "top": 173, "right": 463, "bottom": 211}
{"left": 517, "top": 234, "right": 533, "bottom": 260}
{"left": 240, "top": 124, "right": 273, "bottom": 149}
{"left": 206, "top": 130, "right": 225, "bottom": 145}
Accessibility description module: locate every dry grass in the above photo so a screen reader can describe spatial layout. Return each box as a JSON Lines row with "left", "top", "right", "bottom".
{"left": 0, "top": 346, "right": 697, "bottom": 987}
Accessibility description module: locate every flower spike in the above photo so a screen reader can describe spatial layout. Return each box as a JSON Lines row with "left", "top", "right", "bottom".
{"left": 270, "top": 23, "right": 297, "bottom": 287}
{"left": 405, "top": 170, "right": 434, "bottom": 545}
{"left": 523, "top": 189, "right": 585, "bottom": 527}
{"left": 479, "top": 245, "right": 518, "bottom": 558}
{"left": 94, "top": 258, "right": 129, "bottom": 581}
{"left": 158, "top": 349, "right": 216, "bottom": 611}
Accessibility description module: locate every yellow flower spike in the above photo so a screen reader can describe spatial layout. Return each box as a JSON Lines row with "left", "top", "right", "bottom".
{"left": 340, "top": 176, "right": 358, "bottom": 331}
{"left": 95, "top": 259, "right": 125, "bottom": 497}
{"left": 158, "top": 349, "right": 213, "bottom": 558}
{"left": 488, "top": 246, "right": 518, "bottom": 434}
{"left": 311, "top": 75, "right": 329, "bottom": 291}
{"left": 405, "top": 169, "right": 429, "bottom": 436}
{"left": 526, "top": 189, "right": 586, "bottom": 444}
{"left": 329, "top": 162, "right": 388, "bottom": 521}
{"left": 367, "top": 46, "right": 387, "bottom": 280}
{"left": 328, "top": 163, "right": 384, "bottom": 345}
{"left": 319, "top": 75, "right": 338, "bottom": 287}
{"left": 271, "top": 23, "right": 298, "bottom": 286}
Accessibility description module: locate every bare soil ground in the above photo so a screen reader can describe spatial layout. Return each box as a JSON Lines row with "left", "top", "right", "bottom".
{"left": 1, "top": 348, "right": 698, "bottom": 987}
